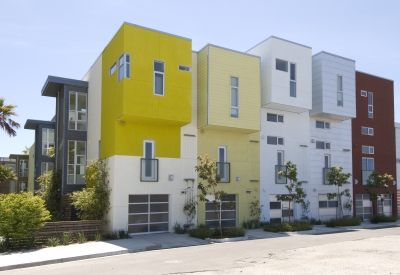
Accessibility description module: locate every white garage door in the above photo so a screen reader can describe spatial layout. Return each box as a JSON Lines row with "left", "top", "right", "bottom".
{"left": 128, "top": 194, "right": 169, "bottom": 234}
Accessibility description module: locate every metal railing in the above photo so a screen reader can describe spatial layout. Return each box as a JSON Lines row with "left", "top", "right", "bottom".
{"left": 217, "top": 162, "right": 230, "bottom": 183}
{"left": 140, "top": 159, "right": 158, "bottom": 182}
{"left": 275, "top": 165, "right": 287, "bottom": 184}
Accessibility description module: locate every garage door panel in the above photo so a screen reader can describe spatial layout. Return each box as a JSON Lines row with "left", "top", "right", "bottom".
{"left": 150, "top": 195, "right": 169, "bottom": 202}
{"left": 129, "top": 195, "right": 148, "bottom": 203}
{"left": 150, "top": 213, "right": 168, "bottom": 223}
{"left": 150, "top": 203, "right": 168, "bottom": 213}
{"left": 129, "top": 204, "right": 148, "bottom": 213}
{"left": 129, "top": 214, "right": 148, "bottom": 224}
{"left": 128, "top": 224, "right": 148, "bottom": 234}
{"left": 150, "top": 223, "right": 168, "bottom": 232}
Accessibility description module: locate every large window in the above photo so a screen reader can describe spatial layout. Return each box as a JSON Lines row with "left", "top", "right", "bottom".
{"left": 276, "top": 59, "right": 288, "bottom": 72}
{"left": 154, "top": 61, "right": 164, "bottom": 96}
{"left": 230, "top": 77, "right": 239, "bottom": 118}
{"left": 42, "top": 128, "right": 55, "bottom": 156}
{"left": 19, "top": 159, "right": 28, "bottom": 177}
{"left": 267, "top": 113, "right": 283, "bottom": 123}
{"left": 290, "top": 63, "right": 296, "bottom": 97}
{"left": 316, "top": 121, "right": 330, "bottom": 129}
{"left": 368, "top": 92, "right": 373, "bottom": 118}
{"left": 316, "top": 141, "right": 330, "bottom": 149}
{"left": 361, "top": 126, "right": 374, "bottom": 136}
{"left": 118, "top": 53, "right": 130, "bottom": 81}
{"left": 41, "top": 162, "right": 54, "bottom": 175}
{"left": 362, "top": 146, "right": 374, "bottom": 154}
{"left": 276, "top": 151, "right": 285, "bottom": 184}
{"left": 362, "top": 157, "right": 374, "bottom": 185}
{"left": 69, "top": 92, "right": 87, "bottom": 130}
{"left": 267, "top": 136, "right": 284, "bottom": 145}
{"left": 141, "top": 140, "right": 158, "bottom": 182}
{"left": 217, "top": 146, "right": 230, "bottom": 183}
{"left": 68, "top": 141, "right": 86, "bottom": 184}
{"left": 337, "top": 75, "right": 343, "bottom": 106}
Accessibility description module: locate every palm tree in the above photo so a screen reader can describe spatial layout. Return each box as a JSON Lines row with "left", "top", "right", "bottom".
{"left": 0, "top": 97, "right": 20, "bottom": 137}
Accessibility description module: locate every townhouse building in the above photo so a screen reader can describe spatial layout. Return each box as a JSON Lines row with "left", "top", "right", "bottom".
{"left": 0, "top": 157, "right": 17, "bottom": 193}
{"left": 352, "top": 71, "right": 397, "bottom": 219}
{"left": 247, "top": 37, "right": 312, "bottom": 222}
{"left": 8, "top": 154, "right": 29, "bottom": 193}
{"left": 309, "top": 52, "right": 355, "bottom": 220}
{"left": 196, "top": 44, "right": 260, "bottom": 227}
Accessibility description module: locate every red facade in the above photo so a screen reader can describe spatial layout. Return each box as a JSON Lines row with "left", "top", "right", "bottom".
{"left": 352, "top": 71, "right": 397, "bottom": 217}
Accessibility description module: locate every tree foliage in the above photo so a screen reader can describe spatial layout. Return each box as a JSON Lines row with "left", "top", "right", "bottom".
{"left": 326, "top": 167, "right": 352, "bottom": 218}
{"left": 0, "top": 164, "right": 16, "bottom": 183}
{"left": 275, "top": 161, "right": 307, "bottom": 223}
{"left": 0, "top": 97, "right": 20, "bottom": 137}
{"left": 196, "top": 154, "right": 233, "bottom": 237}
{"left": 71, "top": 159, "right": 111, "bottom": 222}
{"left": 36, "top": 169, "right": 62, "bottom": 221}
{"left": 365, "top": 171, "right": 394, "bottom": 215}
{"left": 0, "top": 192, "right": 50, "bottom": 241}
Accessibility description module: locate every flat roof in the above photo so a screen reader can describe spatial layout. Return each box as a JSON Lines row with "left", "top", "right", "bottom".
{"left": 247, "top": 35, "right": 311, "bottom": 52}
{"left": 24, "top": 119, "right": 55, "bottom": 130}
{"left": 41, "top": 75, "right": 88, "bottom": 97}
{"left": 313, "top": 51, "right": 355, "bottom": 62}
{"left": 9, "top": 154, "right": 29, "bottom": 159}
{"left": 356, "top": 70, "right": 394, "bottom": 82}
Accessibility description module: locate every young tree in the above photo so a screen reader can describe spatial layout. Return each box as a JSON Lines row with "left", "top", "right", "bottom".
{"left": 326, "top": 167, "right": 352, "bottom": 219}
{"left": 196, "top": 154, "right": 233, "bottom": 237}
{"left": 276, "top": 161, "right": 307, "bottom": 223}
{"left": 365, "top": 171, "right": 394, "bottom": 216}
{"left": 0, "top": 97, "right": 20, "bottom": 137}
{"left": 0, "top": 164, "right": 16, "bottom": 183}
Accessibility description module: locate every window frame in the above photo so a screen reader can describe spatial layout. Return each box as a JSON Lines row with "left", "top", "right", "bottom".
{"left": 316, "top": 120, "right": 330, "bottom": 129}
{"left": 362, "top": 145, "right": 374, "bottom": 154}
{"left": 153, "top": 60, "right": 165, "bottom": 96}
{"left": 230, "top": 76, "right": 239, "bottom": 118}
{"left": 337, "top": 75, "right": 343, "bottom": 107}
{"left": 67, "top": 140, "right": 86, "bottom": 185}
{"left": 267, "top": 113, "right": 284, "bottom": 123}
{"left": 143, "top": 140, "right": 155, "bottom": 159}
{"left": 276, "top": 59, "right": 288, "bottom": 72}
{"left": 316, "top": 141, "right": 331, "bottom": 150}
{"left": 361, "top": 126, "right": 374, "bottom": 136}
{"left": 267, "top": 136, "right": 284, "bottom": 145}
{"left": 109, "top": 62, "right": 116, "bottom": 76}
{"left": 41, "top": 162, "right": 54, "bottom": 175}
{"left": 118, "top": 53, "right": 130, "bottom": 81}
{"left": 68, "top": 91, "right": 87, "bottom": 131}
{"left": 361, "top": 90, "right": 367, "bottom": 97}
{"left": 42, "top": 128, "right": 55, "bottom": 156}
{"left": 368, "top": 92, "right": 373, "bottom": 118}
{"left": 362, "top": 157, "right": 374, "bottom": 170}
{"left": 290, "top": 62, "right": 296, "bottom": 97}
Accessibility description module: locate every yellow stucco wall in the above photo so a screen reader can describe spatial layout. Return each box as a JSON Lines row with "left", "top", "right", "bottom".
{"left": 197, "top": 45, "right": 260, "bottom": 133}
{"left": 101, "top": 23, "right": 192, "bottom": 159}
{"left": 197, "top": 130, "right": 260, "bottom": 226}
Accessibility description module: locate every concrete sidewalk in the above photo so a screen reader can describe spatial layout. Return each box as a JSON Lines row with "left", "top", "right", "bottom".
{"left": 1, "top": 221, "right": 399, "bottom": 271}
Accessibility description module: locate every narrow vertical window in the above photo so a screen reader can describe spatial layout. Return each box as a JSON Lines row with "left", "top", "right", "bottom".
{"left": 323, "top": 154, "right": 331, "bottom": 185}
{"left": 69, "top": 92, "right": 87, "bottom": 130}
{"left": 118, "top": 55, "right": 124, "bottom": 82}
{"left": 125, "top": 54, "right": 130, "bottom": 78}
{"left": 67, "top": 141, "right": 86, "bottom": 184}
{"left": 154, "top": 61, "right": 164, "bottom": 96}
{"left": 368, "top": 92, "right": 373, "bottom": 118}
{"left": 42, "top": 128, "right": 55, "bottom": 156}
{"left": 230, "top": 77, "right": 239, "bottom": 118}
{"left": 142, "top": 140, "right": 157, "bottom": 182}
{"left": 337, "top": 75, "right": 343, "bottom": 106}
{"left": 290, "top": 63, "right": 296, "bottom": 97}
{"left": 118, "top": 53, "right": 130, "bottom": 81}
{"left": 217, "top": 146, "right": 229, "bottom": 182}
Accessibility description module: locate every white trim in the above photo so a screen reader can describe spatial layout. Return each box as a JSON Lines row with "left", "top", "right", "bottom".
{"left": 361, "top": 90, "right": 367, "bottom": 97}
{"left": 218, "top": 146, "right": 227, "bottom": 162}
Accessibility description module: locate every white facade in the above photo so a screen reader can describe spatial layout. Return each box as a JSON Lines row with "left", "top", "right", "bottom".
{"left": 249, "top": 37, "right": 312, "bottom": 222}
{"left": 310, "top": 52, "right": 356, "bottom": 120}
{"left": 309, "top": 52, "right": 355, "bottom": 220}
{"left": 395, "top": 122, "right": 400, "bottom": 190}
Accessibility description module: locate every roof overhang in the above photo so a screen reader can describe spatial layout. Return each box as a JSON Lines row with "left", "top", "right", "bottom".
{"left": 9, "top": 154, "right": 29, "bottom": 159}
{"left": 24, "top": 119, "right": 55, "bottom": 130}
{"left": 41, "top": 75, "right": 88, "bottom": 97}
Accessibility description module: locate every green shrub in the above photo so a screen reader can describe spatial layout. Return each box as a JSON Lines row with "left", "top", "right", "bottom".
{"left": 0, "top": 238, "right": 10, "bottom": 253}
{"left": 118, "top": 229, "right": 129, "bottom": 239}
{"left": 224, "top": 227, "right": 246, "bottom": 238}
{"left": 264, "top": 221, "right": 313, "bottom": 232}
{"left": 188, "top": 224, "right": 213, "bottom": 239}
{"left": 309, "top": 218, "right": 324, "bottom": 225}
{"left": 242, "top": 219, "right": 261, "bottom": 229}
{"left": 105, "top": 230, "right": 119, "bottom": 240}
{"left": 71, "top": 159, "right": 111, "bottom": 221}
{"left": 46, "top": 237, "right": 60, "bottom": 247}
{"left": 172, "top": 222, "right": 187, "bottom": 234}
{"left": 25, "top": 237, "right": 36, "bottom": 249}
{"left": 0, "top": 193, "right": 51, "bottom": 242}
{"left": 370, "top": 215, "right": 398, "bottom": 224}
{"left": 325, "top": 217, "right": 362, "bottom": 227}
{"left": 77, "top": 232, "right": 86, "bottom": 244}
{"left": 36, "top": 169, "right": 62, "bottom": 221}
{"left": 94, "top": 233, "right": 102, "bottom": 242}
{"left": 60, "top": 232, "right": 71, "bottom": 245}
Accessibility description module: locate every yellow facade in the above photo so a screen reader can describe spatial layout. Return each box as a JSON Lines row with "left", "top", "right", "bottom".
{"left": 196, "top": 46, "right": 261, "bottom": 226}
{"left": 101, "top": 23, "right": 192, "bottom": 159}
{"left": 197, "top": 45, "right": 260, "bottom": 133}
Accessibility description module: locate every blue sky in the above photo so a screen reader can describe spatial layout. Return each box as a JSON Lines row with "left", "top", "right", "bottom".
{"left": 0, "top": 0, "right": 399, "bottom": 157}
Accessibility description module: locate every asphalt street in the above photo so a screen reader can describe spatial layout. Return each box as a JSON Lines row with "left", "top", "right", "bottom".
{"left": 4, "top": 227, "right": 400, "bottom": 275}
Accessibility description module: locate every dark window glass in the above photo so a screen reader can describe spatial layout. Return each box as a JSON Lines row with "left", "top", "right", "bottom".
{"left": 267, "top": 113, "right": 277, "bottom": 122}
{"left": 276, "top": 59, "right": 288, "bottom": 72}
{"left": 270, "top": 202, "right": 281, "bottom": 209}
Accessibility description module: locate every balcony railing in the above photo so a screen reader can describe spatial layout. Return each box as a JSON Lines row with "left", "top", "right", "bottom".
{"left": 275, "top": 165, "right": 287, "bottom": 184}
{"left": 140, "top": 159, "right": 158, "bottom": 182}
{"left": 362, "top": 170, "right": 373, "bottom": 185}
{"left": 323, "top": 168, "right": 332, "bottom": 185}
{"left": 217, "top": 162, "right": 230, "bottom": 183}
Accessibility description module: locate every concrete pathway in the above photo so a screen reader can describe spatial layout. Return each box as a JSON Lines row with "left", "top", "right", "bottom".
{"left": 1, "top": 221, "right": 399, "bottom": 271}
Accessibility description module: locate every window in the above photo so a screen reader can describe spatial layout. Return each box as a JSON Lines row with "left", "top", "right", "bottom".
{"left": 316, "top": 141, "right": 330, "bottom": 149}
{"left": 276, "top": 151, "right": 285, "bottom": 184}
{"left": 19, "top": 159, "right": 28, "bottom": 177}
{"left": 109, "top": 63, "right": 116, "bottom": 76}
{"left": 141, "top": 140, "right": 158, "bottom": 182}
{"left": 361, "top": 127, "right": 374, "bottom": 136}
{"left": 276, "top": 59, "right": 288, "bottom": 72}
{"left": 19, "top": 181, "right": 27, "bottom": 192}
{"left": 230, "top": 77, "right": 239, "bottom": 118}
{"left": 337, "top": 75, "right": 343, "bottom": 106}
{"left": 118, "top": 53, "right": 130, "bottom": 81}
{"left": 319, "top": 199, "right": 338, "bottom": 208}
{"left": 67, "top": 141, "right": 86, "bottom": 184}
{"left": 323, "top": 155, "right": 331, "bottom": 184}
{"left": 69, "top": 92, "right": 87, "bottom": 130}
{"left": 361, "top": 90, "right": 367, "bottom": 97}
{"left": 362, "top": 158, "right": 374, "bottom": 170}
{"left": 316, "top": 121, "right": 330, "bottom": 129}
{"left": 42, "top": 128, "right": 55, "bottom": 156}
{"left": 154, "top": 61, "right": 164, "bottom": 96}
{"left": 267, "top": 136, "right": 284, "bottom": 145}
{"left": 362, "top": 146, "right": 374, "bottom": 154}
{"left": 217, "top": 146, "right": 230, "bottom": 182}
{"left": 277, "top": 151, "right": 284, "bottom": 166}
{"left": 368, "top": 92, "right": 373, "bottom": 118}
{"left": 41, "top": 162, "right": 54, "bottom": 175}
{"left": 179, "top": 65, "right": 191, "bottom": 72}
{"left": 267, "top": 113, "right": 283, "bottom": 123}
{"left": 290, "top": 63, "right": 296, "bottom": 97}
